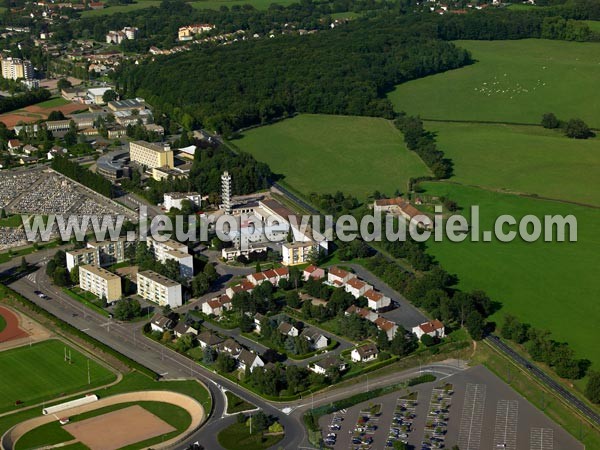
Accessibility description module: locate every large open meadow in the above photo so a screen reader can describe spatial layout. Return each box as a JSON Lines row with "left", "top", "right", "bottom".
{"left": 424, "top": 121, "right": 600, "bottom": 206}
{"left": 0, "top": 340, "right": 116, "bottom": 412}
{"left": 421, "top": 181, "right": 600, "bottom": 366}
{"left": 234, "top": 114, "right": 431, "bottom": 200}
{"left": 388, "top": 39, "right": 600, "bottom": 127}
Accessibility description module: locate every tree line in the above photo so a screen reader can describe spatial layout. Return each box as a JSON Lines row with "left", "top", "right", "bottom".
{"left": 0, "top": 88, "right": 51, "bottom": 114}
{"left": 51, "top": 156, "right": 114, "bottom": 198}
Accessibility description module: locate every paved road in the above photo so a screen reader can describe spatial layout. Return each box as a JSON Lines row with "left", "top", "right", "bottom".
{"left": 486, "top": 335, "right": 600, "bottom": 427}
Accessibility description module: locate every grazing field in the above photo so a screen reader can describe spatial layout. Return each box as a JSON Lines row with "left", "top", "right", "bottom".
{"left": 235, "top": 114, "right": 430, "bottom": 200}
{"left": 0, "top": 340, "right": 116, "bottom": 413}
{"left": 388, "top": 39, "right": 600, "bottom": 127}
{"left": 423, "top": 121, "right": 600, "bottom": 206}
{"left": 420, "top": 181, "right": 600, "bottom": 367}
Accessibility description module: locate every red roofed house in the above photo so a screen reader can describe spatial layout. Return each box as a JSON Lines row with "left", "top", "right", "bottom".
{"left": 344, "top": 278, "right": 372, "bottom": 299}
{"left": 412, "top": 320, "right": 445, "bottom": 340}
{"left": 225, "top": 280, "right": 254, "bottom": 298}
{"left": 327, "top": 266, "right": 355, "bottom": 286}
{"left": 373, "top": 197, "right": 432, "bottom": 230}
{"left": 303, "top": 265, "right": 325, "bottom": 281}
{"left": 374, "top": 317, "right": 398, "bottom": 340}
{"left": 7, "top": 139, "right": 21, "bottom": 151}
{"left": 246, "top": 271, "right": 267, "bottom": 286}
{"left": 364, "top": 289, "right": 391, "bottom": 311}
{"left": 202, "top": 294, "right": 232, "bottom": 317}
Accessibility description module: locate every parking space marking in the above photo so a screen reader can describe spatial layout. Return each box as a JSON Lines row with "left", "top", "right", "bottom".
{"left": 530, "top": 427, "right": 553, "bottom": 450}
{"left": 493, "top": 400, "right": 518, "bottom": 450}
{"left": 457, "top": 383, "right": 486, "bottom": 450}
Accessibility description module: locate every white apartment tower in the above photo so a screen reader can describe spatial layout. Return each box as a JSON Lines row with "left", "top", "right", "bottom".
{"left": 221, "top": 171, "right": 232, "bottom": 214}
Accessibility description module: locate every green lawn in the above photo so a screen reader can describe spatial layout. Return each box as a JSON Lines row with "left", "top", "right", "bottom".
{"left": 217, "top": 421, "right": 284, "bottom": 450}
{"left": 0, "top": 215, "right": 25, "bottom": 228}
{"left": 423, "top": 121, "right": 600, "bottom": 206}
{"left": 388, "top": 39, "right": 600, "bottom": 127}
{"left": 80, "top": 1, "right": 160, "bottom": 16}
{"left": 15, "top": 401, "right": 191, "bottom": 450}
{"left": 234, "top": 114, "right": 431, "bottom": 200}
{"left": 0, "top": 340, "right": 116, "bottom": 413}
{"left": 420, "top": 182, "right": 600, "bottom": 367}
{"left": 225, "top": 390, "right": 255, "bottom": 414}
{"left": 34, "top": 97, "right": 70, "bottom": 108}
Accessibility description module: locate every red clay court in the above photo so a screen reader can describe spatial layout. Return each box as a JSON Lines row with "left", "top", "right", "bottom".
{"left": 0, "top": 306, "right": 29, "bottom": 343}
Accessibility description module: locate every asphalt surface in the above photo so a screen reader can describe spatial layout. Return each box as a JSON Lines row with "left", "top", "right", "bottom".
{"left": 486, "top": 335, "right": 600, "bottom": 427}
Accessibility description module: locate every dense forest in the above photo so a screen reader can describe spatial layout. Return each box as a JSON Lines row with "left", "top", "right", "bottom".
{"left": 119, "top": 15, "right": 472, "bottom": 133}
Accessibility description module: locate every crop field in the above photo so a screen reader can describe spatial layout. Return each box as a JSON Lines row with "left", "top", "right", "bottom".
{"left": 424, "top": 121, "right": 600, "bottom": 206}
{"left": 388, "top": 39, "right": 600, "bottom": 127}
{"left": 235, "top": 114, "right": 431, "bottom": 200}
{"left": 0, "top": 340, "right": 116, "bottom": 412}
{"left": 420, "top": 181, "right": 600, "bottom": 366}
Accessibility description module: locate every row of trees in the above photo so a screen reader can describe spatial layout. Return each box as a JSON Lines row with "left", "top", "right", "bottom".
{"left": 501, "top": 314, "right": 590, "bottom": 380}
{"left": 0, "top": 88, "right": 51, "bottom": 114}
{"left": 541, "top": 113, "right": 594, "bottom": 139}
{"left": 51, "top": 156, "right": 114, "bottom": 198}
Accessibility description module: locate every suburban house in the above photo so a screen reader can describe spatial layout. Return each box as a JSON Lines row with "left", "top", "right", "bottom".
{"left": 218, "top": 338, "right": 243, "bottom": 357}
{"left": 345, "top": 278, "right": 373, "bottom": 299}
{"left": 364, "top": 289, "right": 391, "bottom": 311}
{"left": 412, "top": 320, "right": 446, "bottom": 340}
{"left": 173, "top": 322, "right": 198, "bottom": 338}
{"left": 278, "top": 322, "right": 299, "bottom": 337}
{"left": 236, "top": 349, "right": 264, "bottom": 373}
{"left": 303, "top": 265, "right": 326, "bottom": 281}
{"left": 197, "top": 331, "right": 224, "bottom": 349}
{"left": 247, "top": 272, "right": 267, "bottom": 286}
{"left": 254, "top": 313, "right": 265, "bottom": 333}
{"left": 301, "top": 328, "right": 329, "bottom": 350}
{"left": 374, "top": 317, "right": 398, "bottom": 340}
{"left": 373, "top": 197, "right": 432, "bottom": 230}
{"left": 351, "top": 343, "right": 379, "bottom": 363}
{"left": 327, "top": 267, "right": 356, "bottom": 286}
{"left": 201, "top": 294, "right": 232, "bottom": 317}
{"left": 225, "top": 280, "right": 255, "bottom": 298}
{"left": 345, "top": 305, "right": 379, "bottom": 323}
{"left": 150, "top": 314, "right": 173, "bottom": 333}
{"left": 310, "top": 355, "right": 347, "bottom": 375}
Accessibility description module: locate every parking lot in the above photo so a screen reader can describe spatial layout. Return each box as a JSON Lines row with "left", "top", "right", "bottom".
{"left": 318, "top": 365, "right": 583, "bottom": 450}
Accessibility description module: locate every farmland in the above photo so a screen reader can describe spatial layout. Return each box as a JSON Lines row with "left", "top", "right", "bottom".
{"left": 423, "top": 121, "right": 600, "bottom": 206}
{"left": 420, "top": 181, "right": 600, "bottom": 366}
{"left": 0, "top": 339, "right": 116, "bottom": 413}
{"left": 234, "top": 114, "right": 431, "bottom": 200}
{"left": 388, "top": 39, "right": 600, "bottom": 127}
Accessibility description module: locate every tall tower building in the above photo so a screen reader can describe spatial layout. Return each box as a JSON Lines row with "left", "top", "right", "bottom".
{"left": 221, "top": 171, "right": 232, "bottom": 214}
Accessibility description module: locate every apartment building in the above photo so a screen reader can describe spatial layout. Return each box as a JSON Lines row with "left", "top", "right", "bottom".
{"left": 79, "top": 264, "right": 122, "bottom": 302}
{"left": 66, "top": 238, "right": 132, "bottom": 271}
{"left": 281, "top": 240, "right": 319, "bottom": 266}
{"left": 1, "top": 57, "right": 33, "bottom": 80}
{"left": 137, "top": 270, "right": 182, "bottom": 308}
{"left": 129, "top": 141, "right": 174, "bottom": 169}
{"left": 146, "top": 236, "right": 193, "bottom": 279}
{"left": 163, "top": 192, "right": 201, "bottom": 211}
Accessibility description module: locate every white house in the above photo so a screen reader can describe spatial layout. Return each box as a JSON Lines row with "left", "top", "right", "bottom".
{"left": 236, "top": 349, "right": 264, "bottom": 373}
{"left": 412, "top": 320, "right": 446, "bottom": 340}
{"left": 327, "top": 266, "right": 355, "bottom": 286}
{"left": 303, "top": 265, "right": 326, "bottom": 281}
{"left": 173, "top": 321, "right": 198, "bottom": 338}
{"left": 197, "top": 331, "right": 224, "bottom": 349}
{"left": 163, "top": 192, "right": 201, "bottom": 211}
{"left": 278, "top": 322, "right": 299, "bottom": 337}
{"left": 301, "top": 328, "right": 329, "bottom": 350}
{"left": 364, "top": 289, "right": 391, "bottom": 311}
{"left": 310, "top": 355, "right": 347, "bottom": 375}
{"left": 374, "top": 317, "right": 398, "bottom": 341}
{"left": 201, "top": 294, "right": 232, "bottom": 317}
{"left": 351, "top": 343, "right": 379, "bottom": 363}
{"left": 225, "top": 281, "right": 254, "bottom": 299}
{"left": 150, "top": 314, "right": 173, "bottom": 333}
{"left": 344, "top": 278, "right": 372, "bottom": 299}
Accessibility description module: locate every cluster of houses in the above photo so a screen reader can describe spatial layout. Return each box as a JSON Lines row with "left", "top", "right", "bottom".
{"left": 327, "top": 266, "right": 391, "bottom": 312}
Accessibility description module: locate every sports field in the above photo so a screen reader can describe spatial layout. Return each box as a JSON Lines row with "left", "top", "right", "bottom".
{"left": 34, "top": 97, "right": 70, "bottom": 109}
{"left": 0, "top": 340, "right": 116, "bottom": 412}
{"left": 423, "top": 121, "right": 600, "bottom": 206}
{"left": 388, "top": 39, "right": 600, "bottom": 127}
{"left": 235, "top": 114, "right": 431, "bottom": 200}
{"left": 421, "top": 182, "right": 600, "bottom": 366}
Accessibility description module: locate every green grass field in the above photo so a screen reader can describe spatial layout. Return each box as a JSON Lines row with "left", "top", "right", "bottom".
{"left": 218, "top": 421, "right": 284, "bottom": 450}
{"left": 226, "top": 391, "right": 255, "bottom": 414}
{"left": 34, "top": 97, "right": 70, "bottom": 108}
{"left": 0, "top": 214, "right": 25, "bottom": 228}
{"left": 235, "top": 114, "right": 431, "bottom": 200}
{"left": 388, "top": 39, "right": 600, "bottom": 127}
{"left": 424, "top": 121, "right": 600, "bottom": 206}
{"left": 420, "top": 182, "right": 600, "bottom": 367}
{"left": 583, "top": 20, "right": 600, "bottom": 32}
{"left": 15, "top": 401, "right": 191, "bottom": 450}
{"left": 0, "top": 340, "right": 116, "bottom": 413}
{"left": 81, "top": 0, "right": 298, "bottom": 15}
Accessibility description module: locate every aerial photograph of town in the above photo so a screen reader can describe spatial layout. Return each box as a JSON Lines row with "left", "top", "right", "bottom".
{"left": 0, "top": 0, "right": 598, "bottom": 449}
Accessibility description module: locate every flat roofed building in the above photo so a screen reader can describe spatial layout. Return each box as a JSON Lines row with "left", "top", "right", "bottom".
{"left": 163, "top": 192, "right": 201, "bottom": 211}
{"left": 129, "top": 140, "right": 174, "bottom": 169}
{"left": 137, "top": 270, "right": 182, "bottom": 308}
{"left": 66, "top": 247, "right": 97, "bottom": 271}
{"left": 282, "top": 240, "right": 319, "bottom": 266}
{"left": 146, "top": 236, "right": 191, "bottom": 279}
{"left": 66, "top": 238, "right": 131, "bottom": 271}
{"left": 79, "top": 264, "right": 121, "bottom": 302}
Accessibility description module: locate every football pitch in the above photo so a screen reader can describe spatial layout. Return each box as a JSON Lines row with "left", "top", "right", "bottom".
{"left": 0, "top": 340, "right": 116, "bottom": 413}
